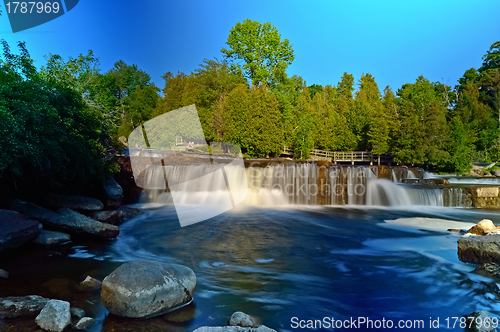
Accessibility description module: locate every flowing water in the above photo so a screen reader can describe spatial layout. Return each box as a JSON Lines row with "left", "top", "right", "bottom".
{"left": 1, "top": 163, "right": 500, "bottom": 331}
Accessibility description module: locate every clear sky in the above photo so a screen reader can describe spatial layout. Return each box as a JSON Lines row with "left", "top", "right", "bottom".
{"left": 1, "top": 0, "right": 499, "bottom": 92}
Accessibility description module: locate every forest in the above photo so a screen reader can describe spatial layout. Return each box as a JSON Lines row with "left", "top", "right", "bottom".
{"left": 1, "top": 19, "right": 500, "bottom": 195}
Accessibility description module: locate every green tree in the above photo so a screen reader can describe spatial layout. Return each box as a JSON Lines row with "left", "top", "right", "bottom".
{"left": 221, "top": 19, "right": 294, "bottom": 87}
{"left": 0, "top": 41, "right": 112, "bottom": 192}
{"left": 294, "top": 114, "right": 315, "bottom": 160}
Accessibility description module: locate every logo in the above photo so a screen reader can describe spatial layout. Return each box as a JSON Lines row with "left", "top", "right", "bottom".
{"left": 2, "top": 0, "right": 79, "bottom": 33}
{"left": 128, "top": 105, "right": 249, "bottom": 227}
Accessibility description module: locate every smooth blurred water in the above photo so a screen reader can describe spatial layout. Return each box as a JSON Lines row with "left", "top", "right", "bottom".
{"left": 3, "top": 206, "right": 500, "bottom": 331}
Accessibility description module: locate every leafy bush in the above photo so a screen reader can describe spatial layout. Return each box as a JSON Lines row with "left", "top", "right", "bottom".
{"left": 0, "top": 41, "right": 113, "bottom": 193}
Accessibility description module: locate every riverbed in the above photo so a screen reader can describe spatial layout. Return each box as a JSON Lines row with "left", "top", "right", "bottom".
{"left": 1, "top": 205, "right": 500, "bottom": 331}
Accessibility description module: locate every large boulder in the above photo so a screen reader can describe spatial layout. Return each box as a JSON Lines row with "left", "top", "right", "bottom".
{"left": 467, "top": 219, "right": 496, "bottom": 236}
{"left": 84, "top": 210, "right": 125, "bottom": 225}
{"left": 10, "top": 200, "right": 119, "bottom": 238}
{"left": 11, "top": 200, "right": 61, "bottom": 224}
{"left": 102, "top": 177, "right": 123, "bottom": 209}
{"left": 458, "top": 235, "right": 500, "bottom": 263}
{"left": 0, "top": 295, "right": 49, "bottom": 318}
{"left": 42, "top": 194, "right": 104, "bottom": 211}
{"left": 35, "top": 299, "right": 71, "bottom": 332}
{"left": 101, "top": 260, "right": 196, "bottom": 318}
{"left": 0, "top": 209, "right": 41, "bottom": 252}
{"left": 33, "top": 230, "right": 71, "bottom": 247}
{"left": 56, "top": 208, "right": 119, "bottom": 238}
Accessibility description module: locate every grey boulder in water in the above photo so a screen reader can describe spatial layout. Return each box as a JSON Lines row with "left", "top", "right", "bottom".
{"left": 101, "top": 260, "right": 196, "bottom": 319}
{"left": 33, "top": 229, "right": 71, "bottom": 247}
{"left": 458, "top": 235, "right": 500, "bottom": 263}
{"left": 35, "top": 299, "right": 71, "bottom": 332}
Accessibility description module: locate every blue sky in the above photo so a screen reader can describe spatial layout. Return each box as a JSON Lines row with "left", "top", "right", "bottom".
{"left": 1, "top": 0, "right": 499, "bottom": 92}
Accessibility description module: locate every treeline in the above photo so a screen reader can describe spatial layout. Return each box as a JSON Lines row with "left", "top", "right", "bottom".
{"left": 152, "top": 43, "right": 500, "bottom": 173}
{"left": 1, "top": 18, "right": 499, "bottom": 198}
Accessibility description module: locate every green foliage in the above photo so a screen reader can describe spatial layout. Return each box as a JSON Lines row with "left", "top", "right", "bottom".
{"left": 480, "top": 41, "right": 500, "bottom": 72}
{"left": 0, "top": 41, "right": 111, "bottom": 192}
{"left": 294, "top": 114, "right": 315, "bottom": 160}
{"left": 221, "top": 19, "right": 294, "bottom": 87}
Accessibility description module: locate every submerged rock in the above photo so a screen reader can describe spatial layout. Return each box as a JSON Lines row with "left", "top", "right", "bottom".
{"left": 33, "top": 230, "right": 71, "bottom": 247}
{"left": 458, "top": 235, "right": 500, "bottom": 264}
{"left": 75, "top": 317, "right": 95, "bottom": 330}
{"left": 0, "top": 295, "right": 49, "bottom": 318}
{"left": 467, "top": 219, "right": 496, "bottom": 236}
{"left": 228, "top": 311, "right": 258, "bottom": 328}
{"left": 78, "top": 276, "right": 102, "bottom": 291}
{"left": 102, "top": 177, "right": 123, "bottom": 209}
{"left": 35, "top": 299, "right": 71, "bottom": 332}
{"left": 101, "top": 260, "right": 196, "bottom": 318}
{"left": 0, "top": 209, "right": 41, "bottom": 252}
{"left": 70, "top": 307, "right": 86, "bottom": 319}
{"left": 85, "top": 210, "right": 125, "bottom": 225}
{"left": 42, "top": 194, "right": 104, "bottom": 211}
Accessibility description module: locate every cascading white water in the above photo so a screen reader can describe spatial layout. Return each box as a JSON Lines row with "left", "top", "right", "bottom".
{"left": 139, "top": 162, "right": 467, "bottom": 208}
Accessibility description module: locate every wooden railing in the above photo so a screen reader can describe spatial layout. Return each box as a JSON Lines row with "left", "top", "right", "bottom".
{"left": 282, "top": 146, "right": 392, "bottom": 164}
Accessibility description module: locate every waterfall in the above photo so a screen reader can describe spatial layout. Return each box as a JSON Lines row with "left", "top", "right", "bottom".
{"left": 139, "top": 161, "right": 467, "bottom": 208}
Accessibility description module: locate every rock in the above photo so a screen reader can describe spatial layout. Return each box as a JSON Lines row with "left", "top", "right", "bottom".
{"left": 117, "top": 206, "right": 141, "bottom": 220}
{"left": 458, "top": 235, "right": 500, "bottom": 264}
{"left": 78, "top": 276, "right": 101, "bottom": 291}
{"left": 472, "top": 263, "right": 500, "bottom": 281}
{"left": 43, "top": 194, "right": 104, "bottom": 211}
{"left": 35, "top": 299, "right": 71, "bottom": 332}
{"left": 468, "top": 219, "right": 496, "bottom": 236}
{"left": 0, "top": 269, "right": 8, "bottom": 279}
{"left": 115, "top": 156, "right": 143, "bottom": 204}
{"left": 56, "top": 208, "right": 119, "bottom": 238}
{"left": 75, "top": 317, "right": 95, "bottom": 330}
{"left": 102, "top": 177, "right": 123, "bottom": 209}
{"left": 486, "top": 229, "right": 500, "bottom": 236}
{"left": 101, "top": 260, "right": 196, "bottom": 318}
{"left": 0, "top": 295, "right": 49, "bottom": 318}
{"left": 70, "top": 307, "right": 86, "bottom": 319}
{"left": 228, "top": 312, "right": 258, "bottom": 328}
{"left": 84, "top": 210, "right": 125, "bottom": 225}
{"left": 0, "top": 209, "right": 41, "bottom": 252}
{"left": 193, "top": 326, "right": 276, "bottom": 332}
{"left": 11, "top": 200, "right": 62, "bottom": 224}
{"left": 493, "top": 169, "right": 500, "bottom": 177}
{"left": 467, "top": 311, "right": 495, "bottom": 332}
{"left": 33, "top": 230, "right": 71, "bottom": 247}
{"left": 11, "top": 200, "right": 118, "bottom": 238}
